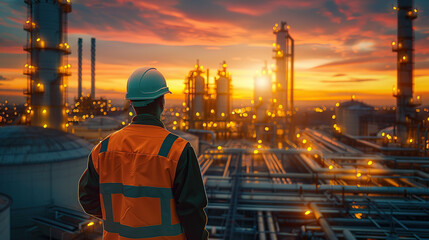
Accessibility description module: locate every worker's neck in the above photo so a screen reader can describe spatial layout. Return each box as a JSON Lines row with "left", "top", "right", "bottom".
{"left": 135, "top": 108, "right": 163, "bottom": 120}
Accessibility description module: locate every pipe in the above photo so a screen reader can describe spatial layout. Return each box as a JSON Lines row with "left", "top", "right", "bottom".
{"left": 257, "top": 211, "right": 266, "bottom": 240}
{"left": 342, "top": 229, "right": 356, "bottom": 240}
{"left": 309, "top": 203, "right": 338, "bottom": 240}
{"left": 205, "top": 181, "right": 429, "bottom": 195}
{"left": 266, "top": 211, "right": 277, "bottom": 240}
{"left": 187, "top": 129, "right": 216, "bottom": 145}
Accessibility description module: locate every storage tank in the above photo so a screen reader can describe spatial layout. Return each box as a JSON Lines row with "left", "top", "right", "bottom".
{"left": 0, "top": 193, "right": 12, "bottom": 240}
{"left": 194, "top": 75, "right": 205, "bottom": 118}
{"left": 335, "top": 99, "right": 374, "bottom": 136}
{"left": 0, "top": 126, "right": 92, "bottom": 229}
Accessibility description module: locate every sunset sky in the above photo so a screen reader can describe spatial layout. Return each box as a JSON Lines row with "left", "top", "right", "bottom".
{"left": 0, "top": 0, "right": 428, "bottom": 107}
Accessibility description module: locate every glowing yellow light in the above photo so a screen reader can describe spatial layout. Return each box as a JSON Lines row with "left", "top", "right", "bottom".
{"left": 65, "top": 123, "right": 69, "bottom": 127}
{"left": 368, "top": 160, "right": 373, "bottom": 166}
{"left": 257, "top": 144, "right": 262, "bottom": 149}
{"left": 173, "top": 121, "right": 177, "bottom": 125}
{"left": 258, "top": 140, "right": 262, "bottom": 144}
{"left": 336, "top": 102, "right": 340, "bottom": 107}
{"left": 307, "top": 147, "right": 312, "bottom": 151}
{"left": 129, "top": 112, "right": 133, "bottom": 116}
{"left": 356, "top": 172, "right": 362, "bottom": 178}
{"left": 43, "top": 124, "right": 47, "bottom": 128}
{"left": 87, "top": 221, "right": 94, "bottom": 227}
{"left": 252, "top": 115, "right": 256, "bottom": 119}
{"left": 352, "top": 95, "right": 356, "bottom": 100}
{"left": 296, "top": 133, "right": 300, "bottom": 138}
{"left": 264, "top": 127, "right": 269, "bottom": 131}
{"left": 210, "top": 109, "right": 215, "bottom": 114}
{"left": 332, "top": 115, "right": 336, "bottom": 120}
{"left": 196, "top": 112, "right": 200, "bottom": 117}
{"left": 217, "top": 146, "right": 222, "bottom": 150}
{"left": 414, "top": 9, "right": 418, "bottom": 13}
{"left": 175, "top": 112, "right": 179, "bottom": 117}
{"left": 304, "top": 210, "right": 311, "bottom": 215}
{"left": 382, "top": 132, "right": 385, "bottom": 136}
{"left": 221, "top": 112, "right": 225, "bottom": 117}
{"left": 253, "top": 149, "right": 259, "bottom": 154}
{"left": 302, "top": 139, "right": 307, "bottom": 144}
{"left": 26, "top": 20, "right": 30, "bottom": 24}
{"left": 122, "top": 121, "right": 125, "bottom": 125}
{"left": 329, "top": 165, "right": 333, "bottom": 170}
{"left": 36, "top": 38, "right": 40, "bottom": 42}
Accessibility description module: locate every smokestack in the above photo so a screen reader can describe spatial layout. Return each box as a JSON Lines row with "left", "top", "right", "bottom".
{"left": 78, "top": 38, "right": 82, "bottom": 99}
{"left": 395, "top": 0, "right": 417, "bottom": 145}
{"left": 91, "top": 37, "right": 96, "bottom": 99}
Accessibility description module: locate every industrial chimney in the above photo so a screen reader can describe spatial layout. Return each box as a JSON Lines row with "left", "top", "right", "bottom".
{"left": 91, "top": 37, "right": 96, "bottom": 99}
{"left": 23, "top": 0, "right": 72, "bottom": 131}
{"left": 393, "top": 0, "right": 418, "bottom": 145}
{"left": 78, "top": 38, "right": 82, "bottom": 99}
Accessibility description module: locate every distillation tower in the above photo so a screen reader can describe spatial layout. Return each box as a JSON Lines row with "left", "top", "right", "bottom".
{"left": 23, "top": 0, "right": 72, "bottom": 131}
{"left": 393, "top": 0, "right": 418, "bottom": 145}
{"left": 273, "top": 21, "right": 295, "bottom": 141}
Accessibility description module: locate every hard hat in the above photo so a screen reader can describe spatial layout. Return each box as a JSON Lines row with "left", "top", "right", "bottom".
{"left": 126, "top": 67, "right": 171, "bottom": 107}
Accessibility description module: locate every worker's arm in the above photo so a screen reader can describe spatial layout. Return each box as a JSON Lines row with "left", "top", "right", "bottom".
{"left": 173, "top": 143, "right": 209, "bottom": 240}
{"left": 78, "top": 152, "right": 102, "bottom": 218}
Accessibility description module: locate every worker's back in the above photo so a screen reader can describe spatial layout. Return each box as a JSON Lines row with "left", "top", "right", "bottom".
{"left": 92, "top": 123, "right": 188, "bottom": 240}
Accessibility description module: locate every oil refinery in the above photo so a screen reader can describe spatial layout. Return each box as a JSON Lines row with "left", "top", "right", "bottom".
{"left": 0, "top": 0, "right": 429, "bottom": 239}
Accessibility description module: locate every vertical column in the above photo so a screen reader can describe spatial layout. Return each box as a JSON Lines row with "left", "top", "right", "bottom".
{"left": 91, "top": 37, "right": 96, "bottom": 98}
{"left": 395, "top": 0, "right": 416, "bottom": 145}
{"left": 78, "top": 38, "right": 82, "bottom": 99}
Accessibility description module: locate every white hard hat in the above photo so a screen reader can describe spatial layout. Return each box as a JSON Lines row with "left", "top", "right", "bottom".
{"left": 126, "top": 67, "right": 171, "bottom": 107}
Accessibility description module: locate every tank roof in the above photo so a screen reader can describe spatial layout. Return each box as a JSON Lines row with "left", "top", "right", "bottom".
{"left": 0, "top": 126, "right": 92, "bottom": 165}
{"left": 80, "top": 116, "right": 122, "bottom": 130}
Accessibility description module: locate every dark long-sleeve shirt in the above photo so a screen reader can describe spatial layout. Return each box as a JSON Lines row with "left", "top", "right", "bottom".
{"left": 79, "top": 114, "right": 208, "bottom": 240}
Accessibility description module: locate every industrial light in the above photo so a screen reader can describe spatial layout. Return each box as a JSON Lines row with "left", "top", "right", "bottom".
{"left": 217, "top": 146, "right": 222, "bottom": 150}
{"left": 296, "top": 133, "right": 300, "bottom": 138}
{"left": 329, "top": 165, "right": 333, "bottom": 170}
{"left": 368, "top": 161, "right": 373, "bottom": 166}
{"left": 258, "top": 140, "right": 262, "bottom": 144}
{"left": 87, "top": 222, "right": 94, "bottom": 227}
{"left": 42, "top": 109, "right": 46, "bottom": 114}
{"left": 336, "top": 102, "right": 340, "bottom": 107}
{"left": 43, "top": 124, "right": 47, "bottom": 128}
{"left": 304, "top": 210, "right": 311, "bottom": 215}
{"left": 265, "top": 127, "right": 269, "bottom": 131}
{"left": 129, "top": 112, "right": 133, "bottom": 116}
{"left": 356, "top": 172, "right": 362, "bottom": 178}
{"left": 332, "top": 115, "right": 336, "bottom": 120}
{"left": 257, "top": 145, "right": 261, "bottom": 149}
{"left": 307, "top": 147, "right": 312, "bottom": 151}
{"left": 253, "top": 149, "right": 259, "bottom": 154}
{"left": 302, "top": 139, "right": 307, "bottom": 144}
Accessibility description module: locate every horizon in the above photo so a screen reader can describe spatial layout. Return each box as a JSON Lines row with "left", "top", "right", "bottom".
{"left": 1, "top": 0, "right": 428, "bottom": 106}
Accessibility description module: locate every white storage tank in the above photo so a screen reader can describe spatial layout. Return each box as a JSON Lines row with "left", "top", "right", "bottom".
{"left": 335, "top": 100, "right": 374, "bottom": 136}
{"left": 193, "top": 75, "right": 205, "bottom": 118}
{"left": 0, "top": 193, "right": 12, "bottom": 240}
{"left": 216, "top": 76, "right": 229, "bottom": 118}
{"left": 0, "top": 126, "right": 92, "bottom": 230}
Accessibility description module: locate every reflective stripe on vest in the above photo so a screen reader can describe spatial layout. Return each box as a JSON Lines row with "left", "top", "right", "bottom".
{"left": 99, "top": 133, "right": 183, "bottom": 239}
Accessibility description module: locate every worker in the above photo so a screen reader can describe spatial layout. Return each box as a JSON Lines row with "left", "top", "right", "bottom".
{"left": 78, "top": 67, "right": 209, "bottom": 240}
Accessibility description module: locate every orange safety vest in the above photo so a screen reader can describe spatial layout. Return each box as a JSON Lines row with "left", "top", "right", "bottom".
{"left": 90, "top": 124, "right": 188, "bottom": 240}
